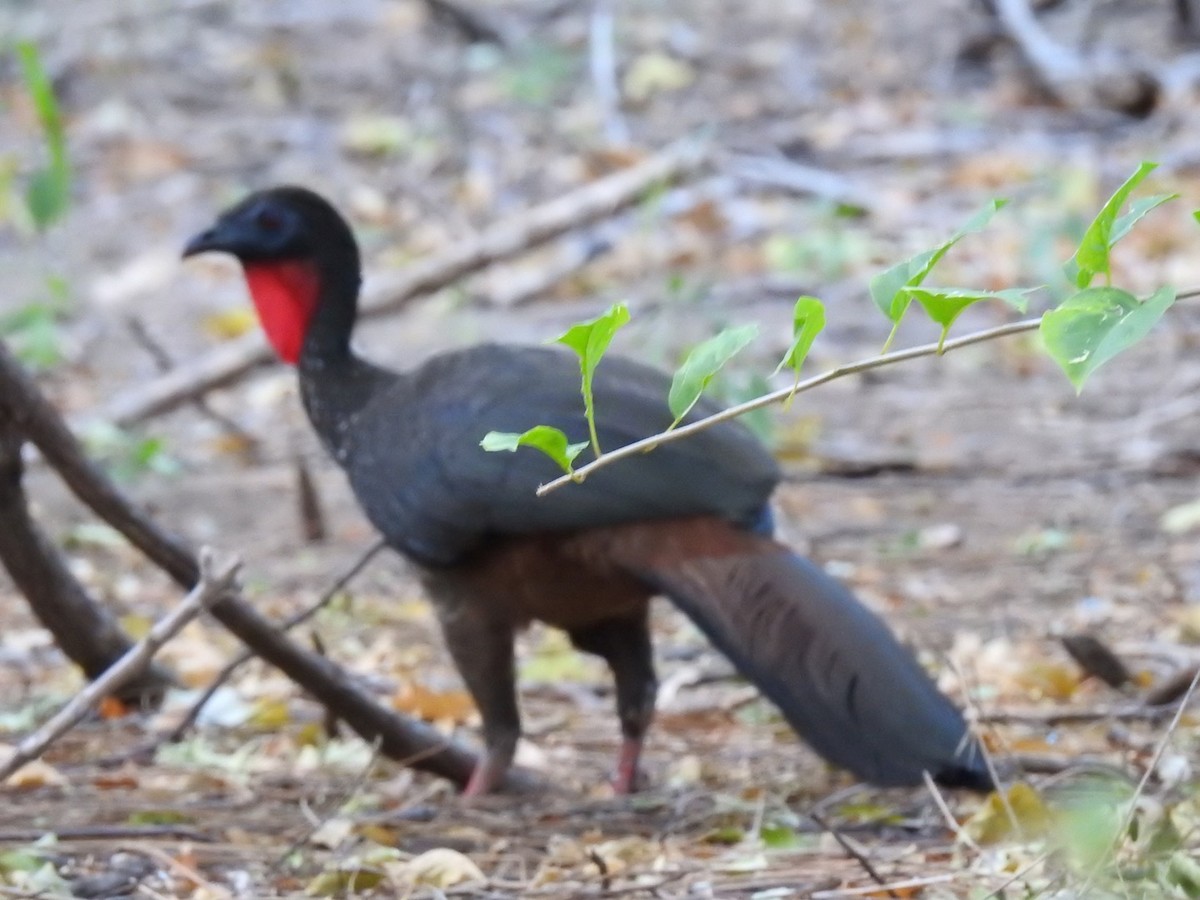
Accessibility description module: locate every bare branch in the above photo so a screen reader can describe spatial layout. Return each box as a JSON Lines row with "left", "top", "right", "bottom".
{"left": 978, "top": 702, "right": 1194, "bottom": 725}
{"left": 991, "top": 0, "right": 1159, "bottom": 116}
{"left": 103, "top": 138, "right": 713, "bottom": 425}
{"left": 589, "top": 0, "right": 629, "bottom": 144}
{"left": 808, "top": 811, "right": 896, "bottom": 897}
{"left": 538, "top": 317, "right": 1043, "bottom": 496}
{"left": 0, "top": 343, "right": 176, "bottom": 702}
{"left": 0, "top": 548, "right": 240, "bottom": 783}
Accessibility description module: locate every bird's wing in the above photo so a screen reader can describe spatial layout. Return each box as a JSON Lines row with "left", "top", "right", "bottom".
{"left": 346, "top": 344, "right": 779, "bottom": 563}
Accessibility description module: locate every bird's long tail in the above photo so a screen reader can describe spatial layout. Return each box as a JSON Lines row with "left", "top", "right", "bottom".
{"left": 616, "top": 519, "right": 991, "bottom": 790}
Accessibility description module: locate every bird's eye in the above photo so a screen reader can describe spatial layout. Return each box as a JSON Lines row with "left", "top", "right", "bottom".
{"left": 255, "top": 208, "right": 284, "bottom": 232}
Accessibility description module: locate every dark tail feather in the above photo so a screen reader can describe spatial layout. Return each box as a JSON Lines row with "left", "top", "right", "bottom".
{"left": 636, "top": 539, "right": 991, "bottom": 790}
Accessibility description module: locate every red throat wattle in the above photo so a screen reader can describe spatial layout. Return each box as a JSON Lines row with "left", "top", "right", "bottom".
{"left": 242, "top": 261, "right": 320, "bottom": 364}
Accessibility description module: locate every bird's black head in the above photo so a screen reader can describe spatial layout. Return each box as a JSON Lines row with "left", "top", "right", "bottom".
{"left": 183, "top": 186, "right": 362, "bottom": 365}
{"left": 183, "top": 186, "right": 357, "bottom": 265}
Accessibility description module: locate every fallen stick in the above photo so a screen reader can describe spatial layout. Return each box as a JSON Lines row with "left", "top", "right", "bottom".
{"left": 978, "top": 703, "right": 1187, "bottom": 725}
{"left": 0, "top": 369, "right": 174, "bottom": 701}
{"left": 103, "top": 138, "right": 712, "bottom": 425}
{"left": 991, "top": 0, "right": 1159, "bottom": 116}
{"left": 728, "top": 154, "right": 878, "bottom": 213}
{"left": 0, "top": 548, "right": 240, "bottom": 783}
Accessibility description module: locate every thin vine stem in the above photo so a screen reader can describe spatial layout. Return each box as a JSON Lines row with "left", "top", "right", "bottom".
{"left": 538, "top": 284, "right": 1200, "bottom": 496}
{"left": 538, "top": 316, "right": 1044, "bottom": 496}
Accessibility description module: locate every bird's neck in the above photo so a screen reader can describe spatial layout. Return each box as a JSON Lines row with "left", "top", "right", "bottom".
{"left": 298, "top": 348, "right": 394, "bottom": 462}
{"left": 295, "top": 263, "right": 398, "bottom": 461}
{"left": 244, "top": 249, "right": 395, "bottom": 460}
{"left": 299, "top": 257, "right": 360, "bottom": 365}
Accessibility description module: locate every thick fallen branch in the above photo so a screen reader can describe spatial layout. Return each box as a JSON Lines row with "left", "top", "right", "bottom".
{"left": 0, "top": 345, "right": 174, "bottom": 702}
{"left": 0, "top": 344, "right": 539, "bottom": 791}
{"left": 0, "top": 549, "right": 239, "bottom": 783}
{"left": 0, "top": 341, "right": 199, "bottom": 588}
{"left": 103, "top": 138, "right": 712, "bottom": 425}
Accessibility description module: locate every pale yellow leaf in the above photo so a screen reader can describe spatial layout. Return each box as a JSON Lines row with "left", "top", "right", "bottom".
{"left": 203, "top": 308, "right": 258, "bottom": 341}
{"left": 5, "top": 758, "right": 67, "bottom": 789}
{"left": 389, "top": 848, "right": 485, "bottom": 888}
{"left": 966, "top": 782, "right": 1052, "bottom": 844}
{"left": 623, "top": 52, "right": 694, "bottom": 103}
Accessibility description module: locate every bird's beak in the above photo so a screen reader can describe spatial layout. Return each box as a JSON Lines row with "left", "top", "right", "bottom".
{"left": 182, "top": 225, "right": 224, "bottom": 259}
{"left": 183, "top": 217, "right": 255, "bottom": 259}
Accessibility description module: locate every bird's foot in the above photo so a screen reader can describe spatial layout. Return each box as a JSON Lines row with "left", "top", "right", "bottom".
{"left": 611, "top": 737, "right": 645, "bottom": 795}
{"left": 462, "top": 755, "right": 507, "bottom": 799}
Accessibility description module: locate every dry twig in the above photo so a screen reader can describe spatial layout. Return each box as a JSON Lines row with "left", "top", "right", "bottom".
{"left": 0, "top": 548, "right": 240, "bottom": 783}
{"left": 978, "top": 703, "right": 1188, "bottom": 725}
{"left": 922, "top": 771, "right": 981, "bottom": 853}
{"left": 1084, "top": 668, "right": 1200, "bottom": 892}
{"left": 812, "top": 874, "right": 956, "bottom": 899}
{"left": 808, "top": 811, "right": 896, "bottom": 898}
{"left": 163, "top": 539, "right": 387, "bottom": 745}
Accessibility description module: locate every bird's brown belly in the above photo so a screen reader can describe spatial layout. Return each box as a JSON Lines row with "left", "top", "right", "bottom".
{"left": 417, "top": 530, "right": 654, "bottom": 631}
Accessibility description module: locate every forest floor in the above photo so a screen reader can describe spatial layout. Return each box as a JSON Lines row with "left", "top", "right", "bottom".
{"left": 2, "top": 0, "right": 1200, "bottom": 897}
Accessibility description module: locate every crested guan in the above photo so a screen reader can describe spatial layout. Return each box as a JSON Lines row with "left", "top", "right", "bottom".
{"left": 183, "top": 186, "right": 990, "bottom": 796}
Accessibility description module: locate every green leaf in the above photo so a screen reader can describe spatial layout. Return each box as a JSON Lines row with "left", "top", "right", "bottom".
{"left": 904, "top": 287, "right": 1032, "bottom": 351}
{"left": 26, "top": 169, "right": 68, "bottom": 230}
{"left": 668, "top": 323, "right": 758, "bottom": 425}
{"left": 1110, "top": 193, "right": 1177, "bottom": 247}
{"left": 1167, "top": 851, "right": 1200, "bottom": 896}
{"left": 1071, "top": 162, "right": 1173, "bottom": 288}
{"left": 1040, "top": 285, "right": 1176, "bottom": 391}
{"left": 0, "top": 849, "right": 47, "bottom": 875}
{"left": 16, "top": 42, "right": 70, "bottom": 231}
{"left": 554, "top": 303, "right": 631, "bottom": 455}
{"left": 306, "top": 867, "right": 387, "bottom": 896}
{"left": 760, "top": 824, "right": 803, "bottom": 850}
{"left": 480, "top": 427, "right": 589, "bottom": 475}
{"left": 0, "top": 302, "right": 61, "bottom": 370}
{"left": 774, "top": 296, "right": 825, "bottom": 384}
{"left": 869, "top": 199, "right": 1007, "bottom": 344}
